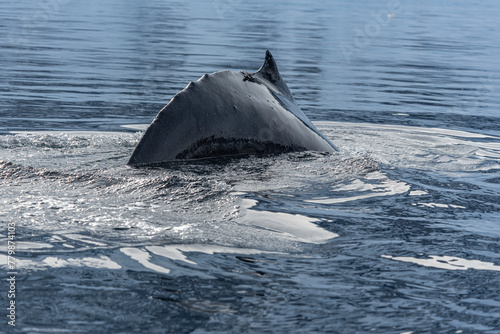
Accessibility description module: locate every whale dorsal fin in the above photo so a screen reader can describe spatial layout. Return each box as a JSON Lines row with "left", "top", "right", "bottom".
{"left": 257, "top": 50, "right": 281, "bottom": 83}
{"left": 255, "top": 50, "right": 293, "bottom": 99}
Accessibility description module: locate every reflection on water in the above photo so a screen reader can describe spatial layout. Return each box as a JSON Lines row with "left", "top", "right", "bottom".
{"left": 0, "top": 253, "right": 121, "bottom": 270}
{"left": 305, "top": 171, "right": 410, "bottom": 204}
{"left": 238, "top": 197, "right": 338, "bottom": 244}
{"left": 382, "top": 255, "right": 500, "bottom": 272}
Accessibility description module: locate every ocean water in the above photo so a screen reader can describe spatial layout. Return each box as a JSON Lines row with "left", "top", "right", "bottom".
{"left": 1, "top": 0, "right": 500, "bottom": 333}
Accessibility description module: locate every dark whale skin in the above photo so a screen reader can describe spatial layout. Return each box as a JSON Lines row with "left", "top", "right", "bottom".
{"left": 128, "top": 50, "right": 337, "bottom": 166}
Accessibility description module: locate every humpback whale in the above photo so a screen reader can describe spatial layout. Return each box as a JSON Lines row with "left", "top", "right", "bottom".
{"left": 128, "top": 50, "right": 337, "bottom": 166}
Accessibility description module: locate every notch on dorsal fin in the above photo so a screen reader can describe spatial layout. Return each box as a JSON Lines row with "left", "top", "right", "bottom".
{"left": 257, "top": 50, "right": 281, "bottom": 83}
{"left": 255, "top": 50, "right": 293, "bottom": 99}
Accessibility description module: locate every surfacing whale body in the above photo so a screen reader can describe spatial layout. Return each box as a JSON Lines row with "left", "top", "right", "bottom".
{"left": 128, "top": 50, "right": 337, "bottom": 166}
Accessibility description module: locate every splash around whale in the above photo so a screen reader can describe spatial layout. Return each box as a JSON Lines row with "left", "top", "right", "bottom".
{"left": 128, "top": 50, "right": 337, "bottom": 166}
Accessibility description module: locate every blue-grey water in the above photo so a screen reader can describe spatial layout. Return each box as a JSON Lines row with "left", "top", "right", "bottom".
{"left": 1, "top": 0, "right": 500, "bottom": 333}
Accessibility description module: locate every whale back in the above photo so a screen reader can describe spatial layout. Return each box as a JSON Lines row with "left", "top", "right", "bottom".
{"left": 128, "top": 51, "right": 337, "bottom": 166}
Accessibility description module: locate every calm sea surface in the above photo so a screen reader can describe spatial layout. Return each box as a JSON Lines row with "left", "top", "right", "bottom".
{"left": 1, "top": 0, "right": 500, "bottom": 333}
